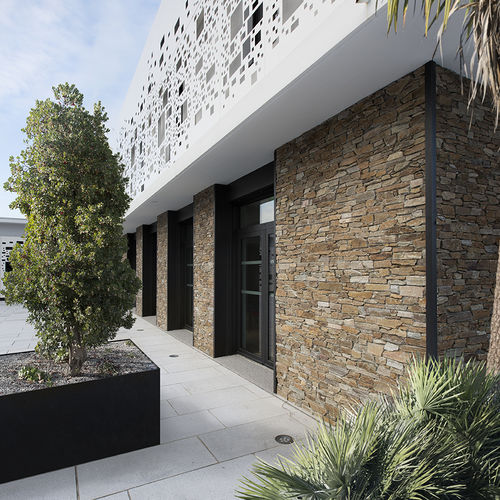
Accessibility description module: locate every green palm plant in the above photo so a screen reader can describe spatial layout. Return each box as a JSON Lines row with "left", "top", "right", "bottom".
{"left": 385, "top": 0, "right": 500, "bottom": 126}
{"left": 236, "top": 358, "right": 500, "bottom": 499}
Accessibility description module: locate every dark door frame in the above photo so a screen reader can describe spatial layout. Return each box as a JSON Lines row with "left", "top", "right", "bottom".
{"left": 234, "top": 220, "right": 275, "bottom": 368}
{"left": 180, "top": 218, "right": 194, "bottom": 331}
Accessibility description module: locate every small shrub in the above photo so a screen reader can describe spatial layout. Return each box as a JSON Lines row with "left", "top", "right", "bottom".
{"left": 18, "top": 365, "right": 52, "bottom": 385}
{"left": 237, "top": 358, "right": 500, "bottom": 499}
{"left": 98, "top": 360, "right": 118, "bottom": 376}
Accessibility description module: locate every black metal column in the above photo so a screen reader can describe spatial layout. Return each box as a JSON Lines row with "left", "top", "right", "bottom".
{"left": 425, "top": 61, "right": 438, "bottom": 360}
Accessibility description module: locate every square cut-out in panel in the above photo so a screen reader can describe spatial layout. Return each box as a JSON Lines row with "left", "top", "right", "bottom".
{"left": 180, "top": 100, "right": 188, "bottom": 123}
{"left": 283, "top": 0, "right": 303, "bottom": 23}
{"left": 243, "top": 37, "right": 251, "bottom": 59}
{"left": 248, "top": 4, "right": 263, "bottom": 31}
{"left": 195, "top": 108, "right": 202, "bottom": 124}
{"left": 196, "top": 9, "right": 204, "bottom": 38}
{"left": 196, "top": 56, "right": 203, "bottom": 74}
{"left": 157, "top": 112, "right": 165, "bottom": 147}
{"left": 231, "top": 2, "right": 243, "bottom": 40}
{"left": 229, "top": 54, "right": 241, "bottom": 77}
{"left": 206, "top": 63, "right": 215, "bottom": 82}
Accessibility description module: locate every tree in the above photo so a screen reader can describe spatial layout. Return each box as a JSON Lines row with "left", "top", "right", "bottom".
{"left": 4, "top": 83, "right": 141, "bottom": 376}
{"left": 384, "top": 0, "right": 500, "bottom": 373}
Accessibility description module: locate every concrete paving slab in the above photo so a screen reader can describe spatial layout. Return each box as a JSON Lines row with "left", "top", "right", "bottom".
{"left": 169, "top": 386, "right": 262, "bottom": 415}
{"left": 210, "top": 396, "right": 289, "bottom": 427}
{"left": 77, "top": 438, "right": 216, "bottom": 500}
{"left": 0, "top": 467, "right": 77, "bottom": 500}
{"left": 128, "top": 455, "right": 256, "bottom": 500}
{"left": 160, "top": 410, "right": 224, "bottom": 443}
{"left": 0, "top": 304, "right": 319, "bottom": 499}
{"left": 199, "top": 414, "right": 311, "bottom": 462}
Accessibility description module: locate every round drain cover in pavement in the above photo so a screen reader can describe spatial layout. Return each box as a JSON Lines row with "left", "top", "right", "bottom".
{"left": 169, "top": 354, "right": 179, "bottom": 357}
{"left": 275, "top": 434, "right": 294, "bottom": 445}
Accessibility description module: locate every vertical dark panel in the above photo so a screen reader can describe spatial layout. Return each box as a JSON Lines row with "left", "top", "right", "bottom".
{"left": 273, "top": 151, "right": 278, "bottom": 393}
{"left": 127, "top": 233, "right": 136, "bottom": 271}
{"left": 425, "top": 61, "right": 438, "bottom": 360}
{"left": 167, "top": 211, "right": 181, "bottom": 329}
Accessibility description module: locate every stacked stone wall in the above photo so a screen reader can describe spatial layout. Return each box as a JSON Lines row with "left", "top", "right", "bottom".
{"left": 275, "top": 68, "right": 427, "bottom": 419}
{"left": 193, "top": 186, "right": 215, "bottom": 356}
{"left": 156, "top": 212, "right": 168, "bottom": 330}
{"left": 135, "top": 225, "right": 144, "bottom": 317}
{"left": 435, "top": 66, "right": 500, "bottom": 360}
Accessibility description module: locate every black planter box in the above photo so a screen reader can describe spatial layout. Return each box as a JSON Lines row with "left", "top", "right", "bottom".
{"left": 0, "top": 344, "right": 160, "bottom": 484}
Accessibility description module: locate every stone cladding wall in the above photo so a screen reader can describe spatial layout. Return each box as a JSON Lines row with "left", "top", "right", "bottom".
{"left": 156, "top": 212, "right": 168, "bottom": 330}
{"left": 435, "top": 66, "right": 500, "bottom": 360}
{"left": 193, "top": 186, "right": 215, "bottom": 356}
{"left": 274, "top": 68, "right": 427, "bottom": 420}
{"left": 135, "top": 225, "right": 144, "bottom": 317}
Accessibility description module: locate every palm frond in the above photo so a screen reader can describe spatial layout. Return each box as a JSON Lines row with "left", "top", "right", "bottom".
{"left": 384, "top": 0, "right": 500, "bottom": 127}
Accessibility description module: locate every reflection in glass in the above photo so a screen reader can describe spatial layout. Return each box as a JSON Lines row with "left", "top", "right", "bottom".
{"left": 240, "top": 197, "right": 274, "bottom": 227}
{"left": 268, "top": 233, "right": 276, "bottom": 362}
{"left": 260, "top": 199, "right": 274, "bottom": 224}
{"left": 241, "top": 236, "right": 262, "bottom": 356}
{"left": 242, "top": 293, "right": 260, "bottom": 355}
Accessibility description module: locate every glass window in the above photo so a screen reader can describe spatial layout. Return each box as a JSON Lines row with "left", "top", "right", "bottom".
{"left": 240, "top": 197, "right": 274, "bottom": 228}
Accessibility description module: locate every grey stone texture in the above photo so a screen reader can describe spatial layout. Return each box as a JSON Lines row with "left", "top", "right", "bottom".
{"left": 156, "top": 212, "right": 168, "bottom": 330}
{"left": 435, "top": 66, "right": 500, "bottom": 360}
{"left": 274, "top": 67, "right": 428, "bottom": 420}
{"left": 193, "top": 186, "right": 216, "bottom": 356}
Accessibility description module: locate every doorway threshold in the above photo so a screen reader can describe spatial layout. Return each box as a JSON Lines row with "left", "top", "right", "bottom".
{"left": 166, "top": 328, "right": 194, "bottom": 347}
{"left": 160, "top": 328, "right": 274, "bottom": 393}
{"left": 215, "top": 354, "right": 274, "bottom": 394}
{"left": 142, "top": 316, "right": 157, "bottom": 326}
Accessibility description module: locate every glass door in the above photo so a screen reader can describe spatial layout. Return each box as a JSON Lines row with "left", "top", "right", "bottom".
{"left": 236, "top": 197, "right": 275, "bottom": 366}
{"left": 181, "top": 220, "right": 193, "bottom": 330}
{"left": 240, "top": 234, "right": 262, "bottom": 356}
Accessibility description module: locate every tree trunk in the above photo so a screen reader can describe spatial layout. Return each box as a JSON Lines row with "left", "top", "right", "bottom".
{"left": 487, "top": 250, "right": 500, "bottom": 375}
{"left": 69, "top": 343, "right": 87, "bottom": 376}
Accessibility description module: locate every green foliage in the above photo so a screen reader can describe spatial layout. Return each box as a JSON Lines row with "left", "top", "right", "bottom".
{"left": 237, "top": 358, "right": 500, "bottom": 499}
{"left": 384, "top": 0, "right": 500, "bottom": 126}
{"left": 4, "top": 83, "right": 141, "bottom": 375}
{"left": 18, "top": 365, "right": 52, "bottom": 385}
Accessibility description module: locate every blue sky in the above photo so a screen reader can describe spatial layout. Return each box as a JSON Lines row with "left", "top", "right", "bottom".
{"left": 0, "top": 0, "right": 161, "bottom": 218}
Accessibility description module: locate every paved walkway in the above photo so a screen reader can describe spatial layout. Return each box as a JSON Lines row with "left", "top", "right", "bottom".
{"left": 0, "top": 303, "right": 317, "bottom": 500}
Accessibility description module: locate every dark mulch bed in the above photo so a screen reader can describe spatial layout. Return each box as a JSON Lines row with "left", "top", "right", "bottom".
{"left": 0, "top": 340, "right": 156, "bottom": 396}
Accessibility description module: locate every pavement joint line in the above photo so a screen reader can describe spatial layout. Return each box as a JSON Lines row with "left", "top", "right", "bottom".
{"left": 121, "top": 442, "right": 292, "bottom": 497}
{"left": 196, "top": 435, "right": 220, "bottom": 463}
{"left": 75, "top": 465, "right": 80, "bottom": 500}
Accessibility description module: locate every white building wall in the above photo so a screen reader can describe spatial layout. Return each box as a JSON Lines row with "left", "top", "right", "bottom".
{"left": 0, "top": 219, "right": 26, "bottom": 299}
{"left": 119, "top": 0, "right": 344, "bottom": 198}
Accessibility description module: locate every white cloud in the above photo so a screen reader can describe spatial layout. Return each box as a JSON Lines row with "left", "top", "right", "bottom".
{"left": 0, "top": 0, "right": 161, "bottom": 216}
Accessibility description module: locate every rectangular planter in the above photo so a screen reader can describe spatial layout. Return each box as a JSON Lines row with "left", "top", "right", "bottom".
{"left": 0, "top": 345, "right": 160, "bottom": 484}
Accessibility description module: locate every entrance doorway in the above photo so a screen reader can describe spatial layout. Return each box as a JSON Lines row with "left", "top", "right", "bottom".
{"left": 236, "top": 197, "right": 275, "bottom": 367}
{"left": 180, "top": 219, "right": 193, "bottom": 330}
